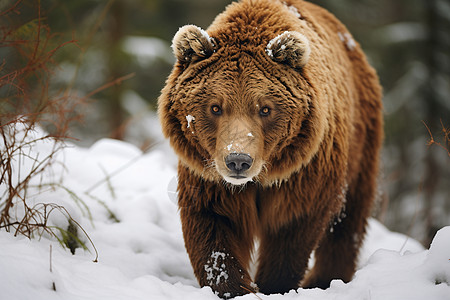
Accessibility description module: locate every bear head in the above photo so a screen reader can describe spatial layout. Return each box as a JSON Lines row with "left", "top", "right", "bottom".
{"left": 158, "top": 0, "right": 327, "bottom": 187}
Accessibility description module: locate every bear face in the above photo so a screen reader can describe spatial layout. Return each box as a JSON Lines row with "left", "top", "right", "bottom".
{"left": 159, "top": 24, "right": 326, "bottom": 186}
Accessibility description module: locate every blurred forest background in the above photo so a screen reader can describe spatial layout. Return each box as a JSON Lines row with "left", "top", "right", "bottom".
{"left": 1, "top": 0, "right": 449, "bottom": 246}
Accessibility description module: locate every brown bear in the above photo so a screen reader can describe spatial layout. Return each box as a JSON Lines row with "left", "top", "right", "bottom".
{"left": 158, "top": 0, "right": 383, "bottom": 298}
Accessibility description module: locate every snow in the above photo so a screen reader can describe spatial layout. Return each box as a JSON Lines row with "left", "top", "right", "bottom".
{"left": 282, "top": 2, "right": 301, "bottom": 19}
{"left": 338, "top": 32, "right": 356, "bottom": 51}
{"left": 205, "top": 252, "right": 230, "bottom": 286}
{"left": 197, "top": 26, "right": 214, "bottom": 46}
{"left": 186, "top": 115, "right": 195, "bottom": 129}
{"left": 266, "top": 32, "right": 291, "bottom": 58}
{"left": 1, "top": 123, "right": 449, "bottom": 300}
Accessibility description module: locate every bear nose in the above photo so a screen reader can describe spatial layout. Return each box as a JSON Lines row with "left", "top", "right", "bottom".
{"left": 225, "top": 153, "right": 253, "bottom": 172}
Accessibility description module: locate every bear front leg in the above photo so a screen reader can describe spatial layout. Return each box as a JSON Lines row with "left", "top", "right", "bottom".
{"left": 180, "top": 206, "right": 256, "bottom": 298}
{"left": 255, "top": 216, "right": 326, "bottom": 294}
{"left": 302, "top": 174, "right": 376, "bottom": 289}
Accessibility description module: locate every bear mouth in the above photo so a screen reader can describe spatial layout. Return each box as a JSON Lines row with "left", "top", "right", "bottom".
{"left": 223, "top": 175, "right": 253, "bottom": 185}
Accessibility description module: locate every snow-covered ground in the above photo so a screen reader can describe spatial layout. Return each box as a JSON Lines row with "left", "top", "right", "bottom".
{"left": 0, "top": 125, "right": 449, "bottom": 300}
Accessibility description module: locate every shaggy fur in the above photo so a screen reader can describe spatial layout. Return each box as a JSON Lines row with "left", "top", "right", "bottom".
{"left": 158, "top": 0, "right": 383, "bottom": 298}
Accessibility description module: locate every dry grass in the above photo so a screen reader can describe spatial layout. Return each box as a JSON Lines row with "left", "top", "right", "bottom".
{"left": 0, "top": 0, "right": 98, "bottom": 258}
{"left": 1, "top": 0, "right": 133, "bottom": 259}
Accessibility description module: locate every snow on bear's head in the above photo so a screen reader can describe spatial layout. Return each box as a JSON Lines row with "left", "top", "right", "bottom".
{"left": 172, "top": 25, "right": 310, "bottom": 69}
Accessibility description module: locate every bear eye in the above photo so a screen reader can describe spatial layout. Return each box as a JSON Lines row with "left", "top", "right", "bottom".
{"left": 259, "top": 106, "right": 271, "bottom": 116}
{"left": 211, "top": 105, "right": 222, "bottom": 115}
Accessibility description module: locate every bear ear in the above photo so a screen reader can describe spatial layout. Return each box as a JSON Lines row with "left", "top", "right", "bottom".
{"left": 172, "top": 25, "right": 215, "bottom": 64}
{"left": 266, "top": 31, "right": 311, "bottom": 69}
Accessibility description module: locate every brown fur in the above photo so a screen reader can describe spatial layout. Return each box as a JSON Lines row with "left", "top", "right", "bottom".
{"left": 158, "top": 0, "right": 383, "bottom": 298}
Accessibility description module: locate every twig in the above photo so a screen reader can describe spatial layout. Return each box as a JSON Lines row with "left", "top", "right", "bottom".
{"left": 422, "top": 120, "right": 450, "bottom": 157}
{"left": 80, "top": 72, "right": 135, "bottom": 102}
{"left": 0, "top": 0, "right": 22, "bottom": 17}
{"left": 240, "top": 285, "right": 262, "bottom": 300}
{"left": 84, "top": 151, "right": 142, "bottom": 195}
{"left": 49, "top": 244, "right": 53, "bottom": 273}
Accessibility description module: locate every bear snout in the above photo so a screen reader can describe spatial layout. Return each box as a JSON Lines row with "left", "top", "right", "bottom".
{"left": 225, "top": 153, "right": 253, "bottom": 176}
